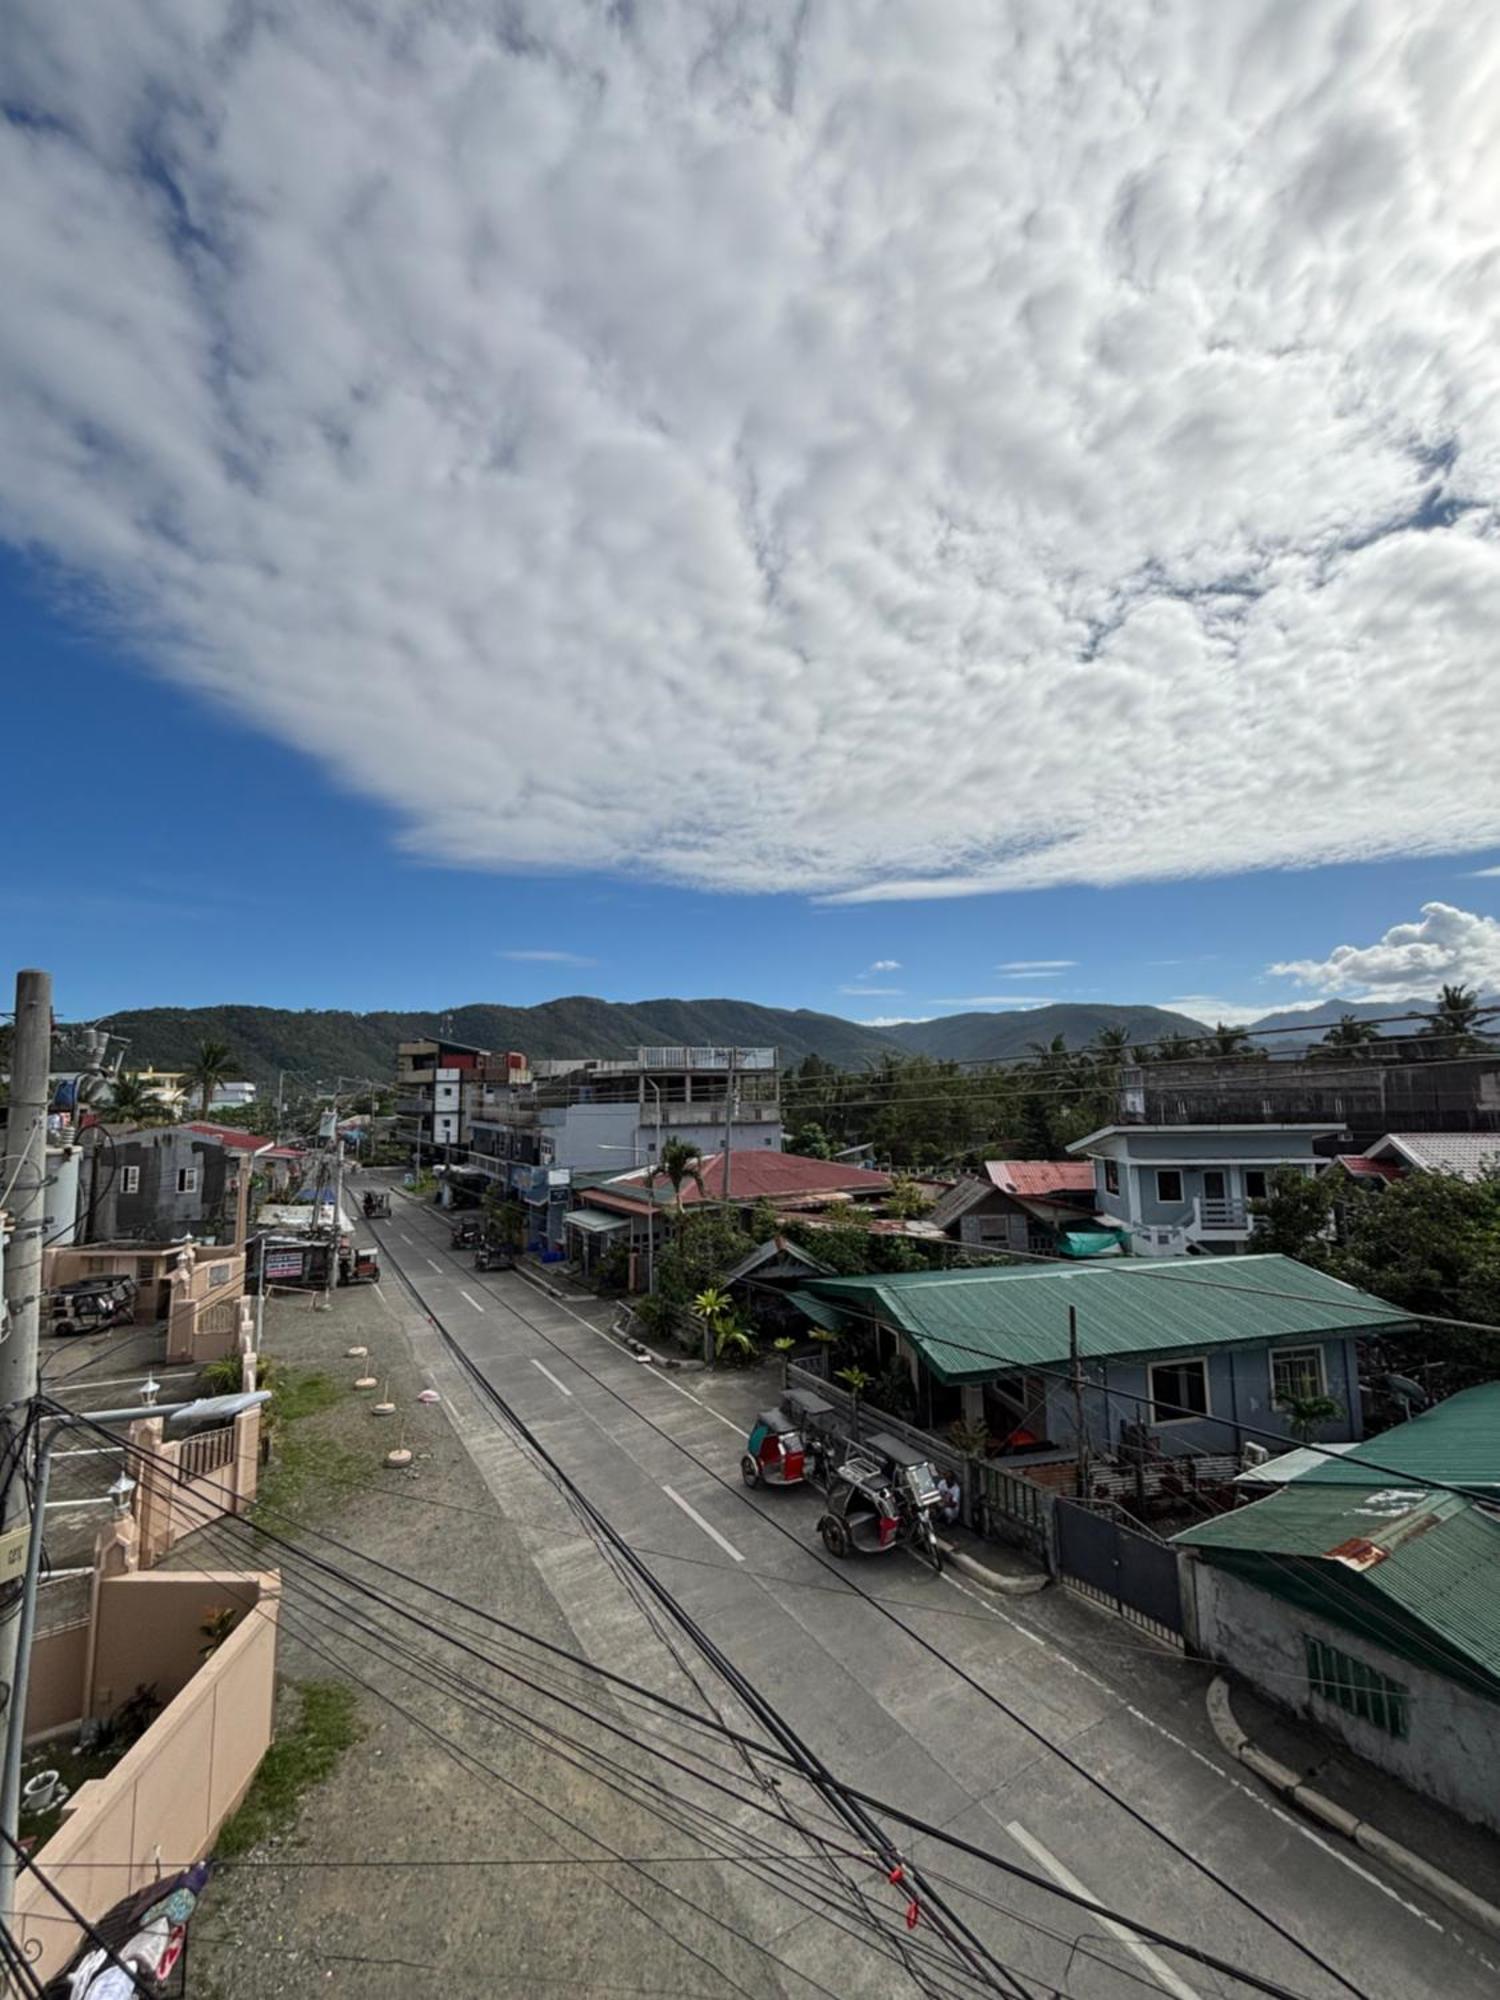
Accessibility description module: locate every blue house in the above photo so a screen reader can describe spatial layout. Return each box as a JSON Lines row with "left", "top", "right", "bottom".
{"left": 790, "top": 1255, "right": 1414, "bottom": 1467}
{"left": 1067, "top": 1124, "right": 1346, "bottom": 1258}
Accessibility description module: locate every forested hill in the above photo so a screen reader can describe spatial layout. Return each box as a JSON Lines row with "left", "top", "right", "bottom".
{"left": 92, "top": 996, "right": 1215, "bottom": 1086}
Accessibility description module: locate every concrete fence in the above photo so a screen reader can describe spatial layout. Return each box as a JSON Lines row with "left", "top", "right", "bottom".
{"left": 17, "top": 1569, "right": 280, "bottom": 1981}
{"left": 126, "top": 1403, "right": 261, "bottom": 1566}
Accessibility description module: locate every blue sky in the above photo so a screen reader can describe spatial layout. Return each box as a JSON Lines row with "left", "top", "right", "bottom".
{"left": 4, "top": 6, "right": 1500, "bottom": 1031}
{"left": 4, "top": 545, "right": 1497, "bottom": 1027}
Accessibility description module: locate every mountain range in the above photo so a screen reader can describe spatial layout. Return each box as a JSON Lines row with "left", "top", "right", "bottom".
{"left": 91, "top": 994, "right": 1230, "bottom": 1088}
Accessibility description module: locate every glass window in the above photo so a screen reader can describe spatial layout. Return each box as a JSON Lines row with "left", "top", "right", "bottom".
{"left": 176, "top": 1166, "right": 199, "bottom": 1194}
{"left": 1148, "top": 1357, "right": 1209, "bottom": 1423}
{"left": 1273, "top": 1347, "right": 1326, "bottom": 1403}
{"left": 1103, "top": 1160, "right": 1119, "bottom": 1196}
{"left": 1305, "top": 1636, "right": 1407, "bottom": 1737}
{"left": 1244, "top": 1169, "right": 1268, "bottom": 1201}
{"left": 1156, "top": 1168, "right": 1184, "bottom": 1204}
{"left": 121, "top": 1165, "right": 140, "bottom": 1195}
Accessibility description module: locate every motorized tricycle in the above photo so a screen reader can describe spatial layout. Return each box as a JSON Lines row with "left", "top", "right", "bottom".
{"left": 450, "top": 1218, "right": 483, "bottom": 1250}
{"left": 337, "top": 1246, "right": 381, "bottom": 1286}
{"left": 47, "top": 1274, "right": 138, "bottom": 1338}
{"left": 815, "top": 1432, "right": 944, "bottom": 1573}
{"left": 363, "top": 1191, "right": 391, "bottom": 1220}
{"left": 474, "top": 1240, "right": 515, "bottom": 1272}
{"left": 740, "top": 1388, "right": 838, "bottom": 1490}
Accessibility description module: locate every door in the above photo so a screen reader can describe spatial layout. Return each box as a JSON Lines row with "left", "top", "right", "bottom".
{"left": 1201, "top": 1170, "right": 1227, "bottom": 1203}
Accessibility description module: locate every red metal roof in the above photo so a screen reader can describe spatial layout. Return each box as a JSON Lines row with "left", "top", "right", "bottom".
{"left": 985, "top": 1160, "right": 1095, "bottom": 1198}
{"left": 184, "top": 1122, "right": 277, "bottom": 1152}
{"left": 1335, "top": 1154, "right": 1403, "bottom": 1181}
{"left": 594, "top": 1150, "right": 892, "bottom": 1213}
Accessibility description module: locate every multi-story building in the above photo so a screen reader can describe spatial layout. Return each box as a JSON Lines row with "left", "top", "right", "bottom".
{"left": 1068, "top": 1123, "right": 1345, "bottom": 1258}
{"left": 395, "top": 1037, "right": 528, "bottom": 1163}
{"left": 468, "top": 1046, "right": 781, "bottom": 1185}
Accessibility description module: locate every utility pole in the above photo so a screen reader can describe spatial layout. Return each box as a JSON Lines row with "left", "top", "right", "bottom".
{"left": 0, "top": 969, "right": 51, "bottom": 1939}
{"left": 720, "top": 1048, "right": 736, "bottom": 1198}
{"left": 274, "top": 1069, "right": 285, "bottom": 1142}
{"left": 1068, "top": 1304, "right": 1090, "bottom": 1499}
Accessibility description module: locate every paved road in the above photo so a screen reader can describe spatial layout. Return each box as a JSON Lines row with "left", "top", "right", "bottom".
{"left": 366, "top": 1187, "right": 1499, "bottom": 2000}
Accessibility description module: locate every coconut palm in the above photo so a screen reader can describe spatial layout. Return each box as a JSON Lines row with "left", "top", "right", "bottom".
{"left": 185, "top": 1039, "right": 235, "bottom": 1118}
{"left": 649, "top": 1138, "right": 706, "bottom": 1235}
{"left": 1210, "top": 1023, "right": 1253, "bottom": 1058}
{"left": 104, "top": 1072, "right": 173, "bottom": 1127}
{"left": 1090, "top": 1026, "right": 1131, "bottom": 1064}
{"left": 1321, "top": 1013, "right": 1379, "bottom": 1052}
{"left": 1277, "top": 1391, "right": 1343, "bottom": 1447}
{"left": 1424, "top": 983, "right": 1482, "bottom": 1053}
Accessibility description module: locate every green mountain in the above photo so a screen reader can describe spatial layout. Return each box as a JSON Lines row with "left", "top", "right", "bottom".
{"left": 884, "top": 1002, "right": 1208, "bottom": 1063}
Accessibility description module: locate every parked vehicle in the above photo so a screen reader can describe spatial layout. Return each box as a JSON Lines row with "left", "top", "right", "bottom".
{"left": 816, "top": 1432, "right": 944, "bottom": 1573}
{"left": 450, "top": 1219, "right": 483, "bottom": 1250}
{"left": 741, "top": 1389, "right": 838, "bottom": 1490}
{"left": 363, "top": 1191, "right": 391, "bottom": 1219}
{"left": 47, "top": 1274, "right": 138, "bottom": 1338}
{"left": 474, "top": 1240, "right": 515, "bottom": 1272}
{"left": 337, "top": 1246, "right": 381, "bottom": 1286}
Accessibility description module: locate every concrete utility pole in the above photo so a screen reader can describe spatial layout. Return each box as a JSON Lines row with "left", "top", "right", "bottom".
{"left": 1068, "top": 1304, "right": 1090, "bottom": 1499}
{"left": 0, "top": 968, "right": 51, "bottom": 1939}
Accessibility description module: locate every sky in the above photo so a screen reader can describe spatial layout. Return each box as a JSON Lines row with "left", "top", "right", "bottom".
{"left": 3, "top": 3, "right": 1500, "bottom": 1029}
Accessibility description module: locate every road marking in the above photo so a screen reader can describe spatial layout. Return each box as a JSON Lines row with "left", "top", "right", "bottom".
{"left": 373, "top": 1284, "right": 387, "bottom": 1305}
{"left": 425, "top": 1257, "right": 443, "bottom": 1274}
{"left": 459, "top": 1290, "right": 487, "bottom": 1315}
{"left": 663, "top": 1485, "right": 744, "bottom": 1563}
{"left": 1005, "top": 1821, "right": 1202, "bottom": 2000}
{"left": 398, "top": 1231, "right": 413, "bottom": 1244}
{"left": 536, "top": 1294, "right": 744, "bottom": 1431}
{"left": 530, "top": 1358, "right": 573, "bottom": 1399}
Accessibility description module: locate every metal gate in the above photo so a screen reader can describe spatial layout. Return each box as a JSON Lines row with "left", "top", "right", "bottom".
{"left": 1053, "top": 1499, "right": 1184, "bottom": 1647}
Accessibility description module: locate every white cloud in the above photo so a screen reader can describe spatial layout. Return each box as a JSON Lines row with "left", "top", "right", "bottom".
{"left": 499, "top": 949, "right": 597, "bottom": 966}
{"left": 1163, "top": 996, "right": 1274, "bottom": 1026}
{"left": 857, "top": 1016, "right": 932, "bottom": 1027}
{"left": 932, "top": 995, "right": 1060, "bottom": 1009}
{"left": 866, "top": 959, "right": 903, "bottom": 973}
{"left": 4, "top": 7, "right": 1500, "bottom": 900}
{"left": 1271, "top": 901, "right": 1500, "bottom": 997}
{"left": 1469, "top": 866, "right": 1500, "bottom": 878}
{"left": 997, "top": 960, "right": 1077, "bottom": 972}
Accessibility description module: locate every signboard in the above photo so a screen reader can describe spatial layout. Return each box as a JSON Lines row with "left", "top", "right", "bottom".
{"left": 0, "top": 1523, "right": 30, "bottom": 1584}
{"left": 265, "top": 1248, "right": 305, "bottom": 1282}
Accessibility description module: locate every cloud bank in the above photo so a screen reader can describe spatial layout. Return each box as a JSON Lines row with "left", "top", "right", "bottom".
{"left": 4, "top": 4, "right": 1500, "bottom": 899}
{"left": 1272, "top": 901, "right": 1500, "bottom": 997}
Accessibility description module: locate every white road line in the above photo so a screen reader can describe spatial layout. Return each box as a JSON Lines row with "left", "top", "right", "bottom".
{"left": 398, "top": 1231, "right": 413, "bottom": 1244}
{"left": 530, "top": 1358, "right": 573, "bottom": 1399}
{"left": 662, "top": 1485, "right": 745, "bottom": 1564}
{"left": 537, "top": 1293, "right": 744, "bottom": 1432}
{"left": 425, "top": 1257, "right": 443, "bottom": 1274}
{"left": 1005, "top": 1821, "right": 1202, "bottom": 2000}
{"left": 373, "top": 1284, "right": 387, "bottom": 1305}
{"left": 459, "top": 1290, "right": 487, "bottom": 1315}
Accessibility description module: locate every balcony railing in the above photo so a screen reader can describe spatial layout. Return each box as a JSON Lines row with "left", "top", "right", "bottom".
{"left": 1194, "top": 1196, "right": 1251, "bottom": 1233}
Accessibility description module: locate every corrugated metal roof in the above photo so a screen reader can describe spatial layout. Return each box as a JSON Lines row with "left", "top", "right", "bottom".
{"left": 1271, "top": 1381, "right": 1500, "bottom": 1492}
{"left": 1368, "top": 1133, "right": 1500, "bottom": 1181}
{"left": 790, "top": 1254, "right": 1413, "bottom": 1384}
{"left": 986, "top": 1160, "right": 1095, "bottom": 1198}
{"left": 1176, "top": 1482, "right": 1500, "bottom": 1692}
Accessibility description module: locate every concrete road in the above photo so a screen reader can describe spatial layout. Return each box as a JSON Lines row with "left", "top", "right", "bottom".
{"left": 367, "top": 1187, "right": 1500, "bottom": 2000}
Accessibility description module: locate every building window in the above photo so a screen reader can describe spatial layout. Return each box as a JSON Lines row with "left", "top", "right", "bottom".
{"left": 1305, "top": 1636, "right": 1407, "bottom": 1737}
{"left": 176, "top": 1167, "right": 199, "bottom": 1195}
{"left": 1244, "top": 1169, "right": 1268, "bottom": 1202}
{"left": 1148, "top": 1356, "right": 1209, "bottom": 1423}
{"left": 121, "top": 1165, "right": 140, "bottom": 1195}
{"left": 207, "top": 1262, "right": 231, "bottom": 1290}
{"left": 1102, "top": 1160, "right": 1119, "bottom": 1196}
{"left": 1272, "top": 1346, "right": 1326, "bottom": 1404}
{"left": 1155, "top": 1168, "right": 1184, "bottom": 1204}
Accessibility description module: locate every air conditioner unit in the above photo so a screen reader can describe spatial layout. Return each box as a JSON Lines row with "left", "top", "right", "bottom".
{"left": 1241, "top": 1442, "right": 1271, "bottom": 1469}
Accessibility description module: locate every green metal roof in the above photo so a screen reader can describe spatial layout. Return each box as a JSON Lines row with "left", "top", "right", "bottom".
{"left": 788, "top": 1254, "right": 1414, "bottom": 1385}
{"left": 1176, "top": 1482, "right": 1500, "bottom": 1696}
{"left": 563, "top": 1207, "right": 630, "bottom": 1235}
{"left": 1273, "top": 1381, "right": 1500, "bottom": 1493}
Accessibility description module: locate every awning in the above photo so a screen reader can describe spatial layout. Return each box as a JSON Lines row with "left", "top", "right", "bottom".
{"left": 1055, "top": 1225, "right": 1129, "bottom": 1258}
{"left": 565, "top": 1208, "right": 630, "bottom": 1235}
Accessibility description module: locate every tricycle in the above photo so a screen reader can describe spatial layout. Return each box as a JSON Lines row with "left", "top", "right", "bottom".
{"left": 363, "top": 1190, "right": 391, "bottom": 1219}
{"left": 450, "top": 1218, "right": 483, "bottom": 1250}
{"left": 474, "top": 1240, "right": 515, "bottom": 1272}
{"left": 815, "top": 1432, "right": 944, "bottom": 1573}
{"left": 338, "top": 1246, "right": 381, "bottom": 1286}
{"left": 740, "top": 1388, "right": 838, "bottom": 1489}
{"left": 46, "top": 1274, "right": 138, "bottom": 1338}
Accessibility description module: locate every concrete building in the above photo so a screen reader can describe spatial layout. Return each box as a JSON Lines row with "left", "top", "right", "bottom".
{"left": 1068, "top": 1124, "right": 1345, "bottom": 1258}
{"left": 80, "top": 1125, "right": 253, "bottom": 1245}
{"left": 1176, "top": 1383, "right": 1500, "bottom": 1833}
{"left": 470, "top": 1046, "right": 783, "bottom": 1181}
{"left": 791, "top": 1253, "right": 1411, "bottom": 1463}
{"left": 206, "top": 1079, "right": 257, "bottom": 1110}
{"left": 395, "top": 1036, "right": 528, "bottom": 1163}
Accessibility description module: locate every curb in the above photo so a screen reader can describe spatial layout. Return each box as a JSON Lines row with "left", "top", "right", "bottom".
{"left": 940, "top": 1541, "right": 1049, "bottom": 1596}
{"left": 1206, "top": 1676, "right": 1500, "bottom": 1943}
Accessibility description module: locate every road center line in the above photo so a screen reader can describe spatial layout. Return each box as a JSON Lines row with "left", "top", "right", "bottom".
{"left": 1004, "top": 1821, "right": 1202, "bottom": 2000}
{"left": 398, "top": 1231, "right": 413, "bottom": 1244}
{"left": 459, "top": 1290, "right": 486, "bottom": 1315}
{"left": 425, "top": 1257, "right": 443, "bottom": 1274}
{"left": 662, "top": 1485, "right": 745, "bottom": 1563}
{"left": 530, "top": 1358, "right": 573, "bottom": 1399}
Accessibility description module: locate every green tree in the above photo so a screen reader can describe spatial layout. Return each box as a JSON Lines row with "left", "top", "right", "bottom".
{"left": 649, "top": 1139, "right": 706, "bottom": 1235}
{"left": 1249, "top": 1167, "right": 1336, "bottom": 1263}
{"left": 104, "top": 1072, "right": 174, "bottom": 1127}
{"left": 1209, "top": 1023, "right": 1253, "bottom": 1058}
{"left": 1424, "top": 982, "right": 1482, "bottom": 1053}
{"left": 1277, "top": 1391, "right": 1343, "bottom": 1446}
{"left": 185, "top": 1038, "right": 235, "bottom": 1118}
{"left": 787, "top": 1122, "right": 834, "bottom": 1160}
{"left": 885, "top": 1176, "right": 933, "bottom": 1220}
{"left": 1320, "top": 1013, "right": 1379, "bottom": 1052}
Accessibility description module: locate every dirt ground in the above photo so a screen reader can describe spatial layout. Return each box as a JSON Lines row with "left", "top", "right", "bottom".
{"left": 180, "top": 1262, "right": 822, "bottom": 1999}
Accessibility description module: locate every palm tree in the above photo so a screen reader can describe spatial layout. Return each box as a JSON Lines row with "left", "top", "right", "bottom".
{"left": 185, "top": 1039, "right": 235, "bottom": 1118}
{"left": 1090, "top": 1026, "right": 1131, "bottom": 1063}
{"left": 1028, "top": 1033, "right": 1070, "bottom": 1071}
{"left": 649, "top": 1138, "right": 706, "bottom": 1235}
{"left": 105, "top": 1072, "right": 173, "bottom": 1126}
{"left": 1210, "top": 1023, "right": 1253, "bottom": 1059}
{"left": 1277, "top": 1391, "right": 1343, "bottom": 1447}
{"left": 1424, "top": 983, "right": 1482, "bottom": 1053}
{"left": 1321, "top": 1013, "right": 1379, "bottom": 1052}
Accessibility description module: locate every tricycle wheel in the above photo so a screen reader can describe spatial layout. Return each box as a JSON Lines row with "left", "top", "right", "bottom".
{"left": 740, "top": 1454, "right": 761, "bottom": 1488}
{"left": 819, "top": 1515, "right": 851, "bottom": 1559}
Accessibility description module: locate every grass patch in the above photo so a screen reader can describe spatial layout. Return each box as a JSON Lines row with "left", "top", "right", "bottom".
{"left": 252, "top": 1368, "right": 371, "bottom": 1532}
{"left": 216, "top": 1681, "right": 362, "bottom": 1857}
{"left": 272, "top": 1369, "right": 344, "bottom": 1422}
